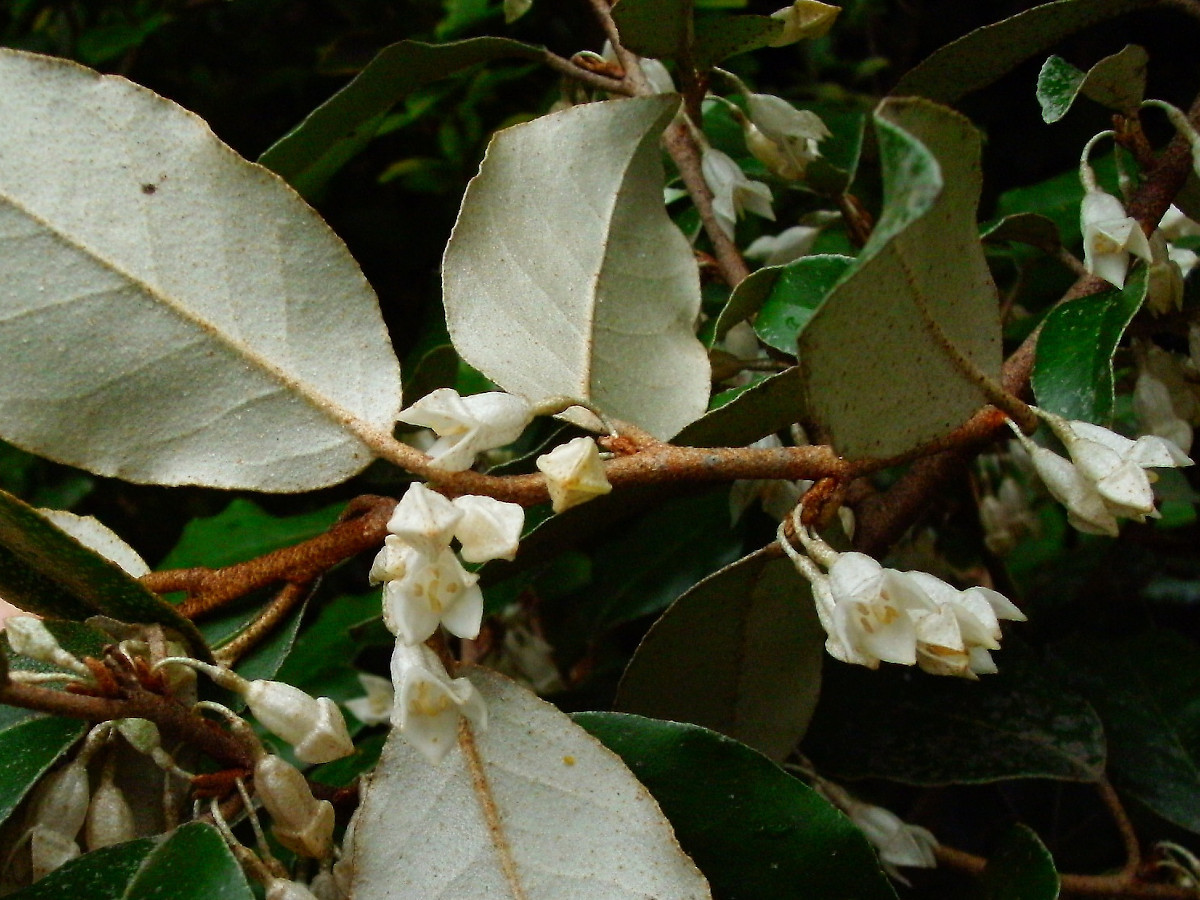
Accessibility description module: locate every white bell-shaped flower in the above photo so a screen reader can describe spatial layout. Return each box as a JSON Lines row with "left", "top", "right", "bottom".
{"left": 241, "top": 680, "right": 354, "bottom": 764}
{"left": 1080, "top": 188, "right": 1152, "bottom": 288}
{"left": 385, "top": 482, "right": 462, "bottom": 555}
{"left": 382, "top": 547, "right": 483, "bottom": 644}
{"left": 369, "top": 535, "right": 417, "bottom": 585}
{"left": 535, "top": 436, "right": 613, "bottom": 512}
{"left": 700, "top": 146, "right": 775, "bottom": 238}
{"left": 391, "top": 642, "right": 487, "bottom": 765}
{"left": 451, "top": 494, "right": 525, "bottom": 563}
{"left": 344, "top": 672, "right": 394, "bottom": 726}
{"left": 1135, "top": 368, "right": 1193, "bottom": 454}
{"left": 744, "top": 93, "right": 830, "bottom": 181}
{"left": 397, "top": 388, "right": 533, "bottom": 472}
{"left": 978, "top": 476, "right": 1037, "bottom": 555}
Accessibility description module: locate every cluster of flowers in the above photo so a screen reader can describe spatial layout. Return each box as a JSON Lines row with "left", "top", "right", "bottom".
{"left": 779, "top": 517, "right": 1026, "bottom": 679}
{"left": 1079, "top": 101, "right": 1200, "bottom": 298}
{"left": 1134, "top": 331, "right": 1200, "bottom": 456}
{"left": 1009, "top": 407, "right": 1192, "bottom": 537}
{"left": 362, "top": 388, "right": 615, "bottom": 764}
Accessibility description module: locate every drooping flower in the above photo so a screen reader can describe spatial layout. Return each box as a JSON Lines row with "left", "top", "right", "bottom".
{"left": 1011, "top": 411, "right": 1193, "bottom": 535}
{"left": 700, "top": 146, "right": 775, "bottom": 238}
{"left": 390, "top": 642, "right": 487, "bottom": 765}
{"left": 241, "top": 680, "right": 355, "bottom": 764}
{"left": 397, "top": 388, "right": 533, "bottom": 472}
{"left": 254, "top": 755, "right": 336, "bottom": 859}
{"left": 382, "top": 546, "right": 483, "bottom": 645}
{"left": 781, "top": 521, "right": 1022, "bottom": 676}
{"left": 535, "top": 436, "right": 612, "bottom": 512}
{"left": 385, "top": 482, "right": 462, "bottom": 555}
{"left": 816, "top": 780, "right": 938, "bottom": 886}
{"left": 344, "top": 672, "right": 394, "bottom": 726}
{"left": 744, "top": 93, "right": 830, "bottom": 181}
{"left": 1080, "top": 188, "right": 1152, "bottom": 288}
{"left": 451, "top": 494, "right": 525, "bottom": 563}
{"left": 978, "top": 476, "right": 1038, "bottom": 555}
{"left": 767, "top": 0, "right": 840, "bottom": 46}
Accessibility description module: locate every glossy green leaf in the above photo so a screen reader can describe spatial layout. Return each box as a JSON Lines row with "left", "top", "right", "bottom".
{"left": 612, "top": 0, "right": 691, "bottom": 60}
{"left": 1037, "top": 45, "right": 1148, "bottom": 123}
{"left": 979, "top": 824, "right": 1060, "bottom": 900}
{"left": 981, "top": 213, "right": 1062, "bottom": 254}
{"left": 1032, "top": 265, "right": 1147, "bottom": 424}
{"left": 798, "top": 97, "right": 1002, "bottom": 459}
{"left": 755, "top": 255, "right": 853, "bottom": 353}
{"left": 158, "top": 499, "right": 344, "bottom": 571}
{"left": 616, "top": 549, "right": 824, "bottom": 761}
{"left": 674, "top": 366, "right": 806, "bottom": 448}
{"left": 9, "top": 822, "right": 253, "bottom": 900}
{"left": 276, "top": 590, "right": 384, "bottom": 704}
{"left": 444, "top": 96, "right": 710, "bottom": 440}
{"left": 0, "top": 707, "right": 85, "bottom": 829}
{"left": 714, "top": 264, "right": 780, "bottom": 341}
{"left": 1052, "top": 630, "right": 1200, "bottom": 834}
{"left": 0, "top": 489, "right": 208, "bottom": 657}
{"left": 260, "top": 38, "right": 544, "bottom": 197}
{"left": 802, "top": 646, "right": 1106, "bottom": 785}
{"left": 573, "top": 713, "right": 899, "bottom": 900}
{"left": 573, "top": 488, "right": 743, "bottom": 630}
{"left": 893, "top": 0, "right": 1157, "bottom": 104}
{"left": 693, "top": 15, "right": 784, "bottom": 67}
{"left": 225, "top": 592, "right": 309, "bottom": 684}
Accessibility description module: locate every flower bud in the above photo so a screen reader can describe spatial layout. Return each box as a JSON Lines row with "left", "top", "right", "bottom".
{"left": 28, "top": 759, "right": 89, "bottom": 841}
{"left": 85, "top": 771, "right": 136, "bottom": 850}
{"left": 386, "top": 482, "right": 462, "bottom": 554}
{"left": 241, "top": 681, "right": 354, "bottom": 764}
{"left": 254, "top": 755, "right": 335, "bottom": 859}
{"left": 29, "top": 825, "right": 80, "bottom": 881}
{"left": 767, "top": 0, "right": 840, "bottom": 46}
{"left": 5, "top": 617, "right": 90, "bottom": 677}
{"left": 535, "top": 437, "right": 613, "bottom": 513}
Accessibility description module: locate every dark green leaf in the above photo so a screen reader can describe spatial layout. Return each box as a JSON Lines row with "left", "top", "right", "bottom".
{"left": 693, "top": 15, "right": 784, "bottom": 68}
{"left": 0, "top": 708, "right": 85, "bottom": 829}
{"left": 674, "top": 366, "right": 806, "bottom": 448}
{"left": 159, "top": 499, "right": 343, "bottom": 571}
{"left": 0, "top": 490, "right": 207, "bottom": 658}
{"left": 798, "top": 98, "right": 1002, "bottom": 459}
{"left": 979, "top": 824, "right": 1060, "bottom": 900}
{"left": 577, "top": 488, "right": 744, "bottom": 630}
{"left": 981, "top": 213, "right": 1062, "bottom": 254}
{"left": 1032, "top": 265, "right": 1147, "bottom": 424}
{"left": 312, "top": 731, "right": 386, "bottom": 788}
{"left": 714, "top": 264, "right": 781, "bottom": 342}
{"left": 1037, "top": 45, "right": 1148, "bottom": 123}
{"left": 802, "top": 645, "right": 1106, "bottom": 785}
{"left": 611, "top": 0, "right": 691, "bottom": 60}
{"left": 755, "top": 255, "right": 853, "bottom": 353}
{"left": 573, "top": 713, "right": 899, "bottom": 900}
{"left": 276, "top": 591, "right": 384, "bottom": 704}
{"left": 893, "top": 0, "right": 1157, "bottom": 104}
{"left": 9, "top": 822, "right": 252, "bottom": 900}
{"left": 225, "top": 592, "right": 309, "bottom": 684}
{"left": 616, "top": 550, "right": 824, "bottom": 761}
{"left": 259, "top": 38, "right": 545, "bottom": 197}
{"left": 1052, "top": 630, "right": 1200, "bottom": 834}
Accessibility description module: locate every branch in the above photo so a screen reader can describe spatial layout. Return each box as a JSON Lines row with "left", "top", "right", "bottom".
{"left": 853, "top": 89, "right": 1200, "bottom": 556}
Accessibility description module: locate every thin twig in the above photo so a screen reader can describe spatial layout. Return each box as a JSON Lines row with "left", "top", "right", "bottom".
{"left": 213, "top": 581, "right": 314, "bottom": 667}
{"left": 540, "top": 49, "right": 632, "bottom": 94}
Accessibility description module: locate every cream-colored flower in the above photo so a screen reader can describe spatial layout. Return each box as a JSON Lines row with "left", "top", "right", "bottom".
{"left": 767, "top": 0, "right": 840, "bottom": 46}
{"left": 382, "top": 547, "right": 483, "bottom": 644}
{"left": 701, "top": 146, "right": 775, "bottom": 238}
{"left": 1080, "top": 188, "right": 1152, "bottom": 288}
{"left": 451, "top": 494, "right": 525, "bottom": 563}
{"left": 744, "top": 93, "right": 830, "bottom": 181}
{"left": 241, "top": 680, "right": 355, "bottom": 764}
{"left": 397, "top": 388, "right": 532, "bottom": 472}
{"left": 390, "top": 642, "right": 487, "bottom": 765}
{"left": 535, "top": 436, "right": 612, "bottom": 512}
{"left": 344, "top": 672, "right": 394, "bottom": 726}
